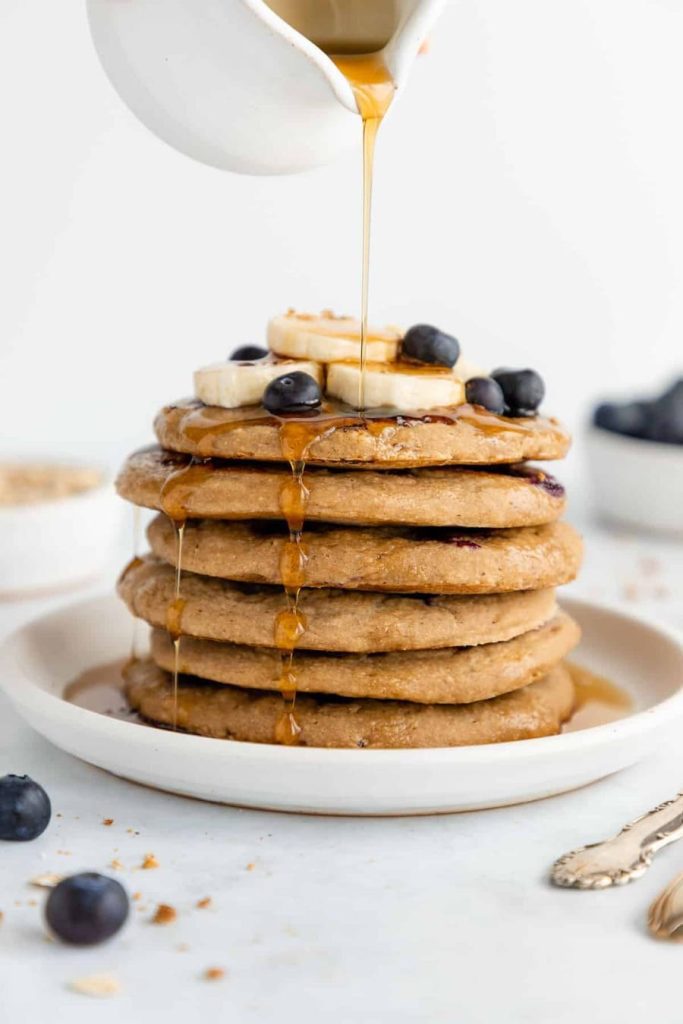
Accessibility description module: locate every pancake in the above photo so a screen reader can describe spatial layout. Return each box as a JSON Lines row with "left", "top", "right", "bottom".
{"left": 154, "top": 399, "right": 571, "bottom": 468}
{"left": 147, "top": 516, "right": 583, "bottom": 594}
{"left": 124, "top": 658, "right": 576, "bottom": 749}
{"left": 117, "top": 447, "right": 566, "bottom": 528}
{"left": 149, "top": 612, "right": 580, "bottom": 704}
{"left": 118, "top": 556, "right": 559, "bottom": 652}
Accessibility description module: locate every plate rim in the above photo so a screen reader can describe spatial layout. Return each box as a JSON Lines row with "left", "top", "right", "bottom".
{"left": 1, "top": 592, "right": 682, "bottom": 766}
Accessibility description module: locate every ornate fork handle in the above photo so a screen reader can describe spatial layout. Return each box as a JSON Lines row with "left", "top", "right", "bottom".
{"left": 551, "top": 792, "right": 683, "bottom": 890}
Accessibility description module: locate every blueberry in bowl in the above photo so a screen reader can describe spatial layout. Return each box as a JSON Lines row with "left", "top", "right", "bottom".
{"left": 587, "top": 377, "right": 683, "bottom": 534}
{"left": 593, "top": 378, "right": 683, "bottom": 445}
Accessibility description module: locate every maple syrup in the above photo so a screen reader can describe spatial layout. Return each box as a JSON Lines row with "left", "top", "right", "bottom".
{"left": 272, "top": 424, "right": 315, "bottom": 745}
{"left": 263, "top": 0, "right": 398, "bottom": 55}
{"left": 65, "top": 659, "right": 135, "bottom": 721}
{"left": 158, "top": 464, "right": 193, "bottom": 730}
{"left": 170, "top": 397, "right": 553, "bottom": 457}
{"left": 330, "top": 51, "right": 395, "bottom": 408}
{"left": 130, "top": 507, "right": 143, "bottom": 660}
{"left": 564, "top": 662, "right": 632, "bottom": 731}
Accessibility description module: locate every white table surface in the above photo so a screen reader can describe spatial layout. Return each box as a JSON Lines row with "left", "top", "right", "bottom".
{"left": 1, "top": 511, "right": 682, "bottom": 1024}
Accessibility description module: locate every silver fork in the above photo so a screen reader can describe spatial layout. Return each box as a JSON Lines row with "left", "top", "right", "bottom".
{"left": 551, "top": 792, "right": 683, "bottom": 890}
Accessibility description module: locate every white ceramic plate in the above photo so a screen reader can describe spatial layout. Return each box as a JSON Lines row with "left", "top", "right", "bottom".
{"left": 1, "top": 595, "right": 682, "bottom": 815}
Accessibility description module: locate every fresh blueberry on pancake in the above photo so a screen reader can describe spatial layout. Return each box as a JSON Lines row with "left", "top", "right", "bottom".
{"left": 263, "top": 371, "right": 323, "bottom": 415}
{"left": 401, "top": 324, "right": 461, "bottom": 367}
{"left": 465, "top": 377, "right": 506, "bottom": 414}
{"left": 491, "top": 368, "right": 545, "bottom": 417}
{"left": 230, "top": 344, "right": 269, "bottom": 361}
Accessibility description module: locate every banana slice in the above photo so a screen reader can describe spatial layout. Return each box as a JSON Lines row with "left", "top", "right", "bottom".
{"left": 195, "top": 360, "right": 322, "bottom": 410}
{"left": 453, "top": 357, "right": 486, "bottom": 381}
{"left": 326, "top": 362, "right": 466, "bottom": 411}
{"left": 268, "top": 311, "right": 401, "bottom": 363}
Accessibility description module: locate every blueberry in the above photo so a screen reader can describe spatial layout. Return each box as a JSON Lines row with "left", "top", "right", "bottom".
{"left": 593, "top": 401, "right": 649, "bottom": 439}
{"left": 263, "top": 371, "right": 322, "bottom": 415}
{"left": 402, "top": 325, "right": 461, "bottom": 368}
{"left": 646, "top": 402, "right": 683, "bottom": 444}
{"left": 491, "top": 368, "right": 545, "bottom": 416}
{"left": 0, "top": 775, "right": 51, "bottom": 841}
{"left": 465, "top": 377, "right": 506, "bottom": 414}
{"left": 657, "top": 377, "right": 683, "bottom": 410}
{"left": 230, "top": 345, "right": 268, "bottom": 361}
{"left": 651, "top": 378, "right": 683, "bottom": 442}
{"left": 46, "top": 873, "right": 129, "bottom": 946}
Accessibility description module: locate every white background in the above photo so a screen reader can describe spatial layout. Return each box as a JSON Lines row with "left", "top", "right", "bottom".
{"left": 1, "top": 0, "right": 682, "bottom": 488}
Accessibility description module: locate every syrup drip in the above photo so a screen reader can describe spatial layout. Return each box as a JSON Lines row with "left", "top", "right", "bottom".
{"left": 166, "top": 523, "right": 185, "bottom": 731}
{"left": 273, "top": 422, "right": 315, "bottom": 745}
{"left": 330, "top": 52, "right": 395, "bottom": 410}
{"left": 159, "top": 460, "right": 197, "bottom": 731}
{"left": 130, "top": 507, "right": 143, "bottom": 661}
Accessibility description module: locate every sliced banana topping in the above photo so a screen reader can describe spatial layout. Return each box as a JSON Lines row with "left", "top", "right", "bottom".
{"left": 454, "top": 357, "right": 488, "bottom": 383}
{"left": 195, "top": 314, "right": 489, "bottom": 413}
{"left": 268, "top": 311, "right": 401, "bottom": 364}
{"left": 327, "top": 362, "right": 466, "bottom": 411}
{"left": 194, "top": 360, "right": 322, "bottom": 410}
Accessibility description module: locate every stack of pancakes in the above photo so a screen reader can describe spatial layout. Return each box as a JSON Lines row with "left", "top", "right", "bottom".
{"left": 116, "top": 392, "right": 582, "bottom": 749}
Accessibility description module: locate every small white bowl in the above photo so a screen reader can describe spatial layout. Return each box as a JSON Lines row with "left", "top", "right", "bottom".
{"left": 0, "top": 465, "right": 124, "bottom": 597}
{"left": 586, "top": 426, "right": 683, "bottom": 535}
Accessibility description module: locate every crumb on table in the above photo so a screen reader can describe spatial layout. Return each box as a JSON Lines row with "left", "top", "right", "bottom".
{"left": 204, "top": 967, "right": 225, "bottom": 982}
{"left": 151, "top": 903, "right": 176, "bottom": 925}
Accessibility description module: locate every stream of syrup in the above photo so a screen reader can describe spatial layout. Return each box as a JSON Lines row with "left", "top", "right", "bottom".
{"left": 132, "top": 52, "right": 398, "bottom": 742}
{"left": 330, "top": 52, "right": 395, "bottom": 409}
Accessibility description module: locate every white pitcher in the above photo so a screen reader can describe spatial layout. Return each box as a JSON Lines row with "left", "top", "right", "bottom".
{"left": 87, "top": 0, "right": 445, "bottom": 175}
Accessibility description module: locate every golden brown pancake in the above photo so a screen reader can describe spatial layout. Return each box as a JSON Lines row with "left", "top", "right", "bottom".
{"left": 117, "top": 447, "right": 566, "bottom": 528}
{"left": 119, "top": 555, "right": 559, "bottom": 652}
{"left": 147, "top": 516, "right": 583, "bottom": 594}
{"left": 124, "top": 658, "right": 576, "bottom": 749}
{"left": 149, "top": 612, "right": 580, "bottom": 704}
{"left": 154, "top": 399, "right": 571, "bottom": 468}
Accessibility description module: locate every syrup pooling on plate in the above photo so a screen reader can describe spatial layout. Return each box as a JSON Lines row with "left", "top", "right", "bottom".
{"left": 564, "top": 662, "right": 632, "bottom": 731}
{"left": 65, "top": 659, "right": 135, "bottom": 721}
{"left": 329, "top": 52, "right": 395, "bottom": 409}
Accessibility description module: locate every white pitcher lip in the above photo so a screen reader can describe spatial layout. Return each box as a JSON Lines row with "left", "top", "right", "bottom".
{"left": 242, "top": 0, "right": 361, "bottom": 115}
{"left": 384, "top": 0, "right": 447, "bottom": 86}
